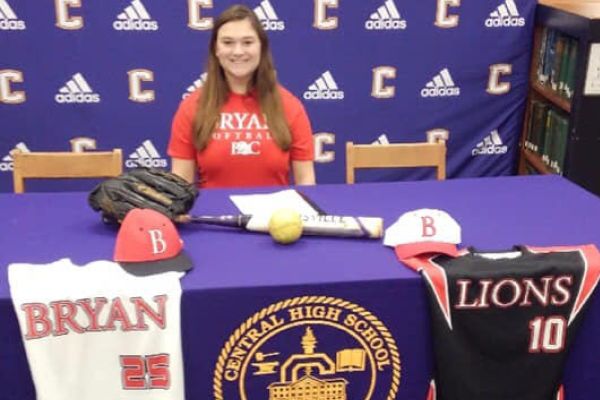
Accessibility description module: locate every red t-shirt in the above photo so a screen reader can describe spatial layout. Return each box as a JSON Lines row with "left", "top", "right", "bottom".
{"left": 168, "top": 86, "right": 314, "bottom": 188}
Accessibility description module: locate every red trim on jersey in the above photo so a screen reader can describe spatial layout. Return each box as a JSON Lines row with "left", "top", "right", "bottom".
{"left": 526, "top": 245, "right": 600, "bottom": 325}
{"left": 556, "top": 384, "right": 564, "bottom": 400}
{"left": 426, "top": 380, "right": 437, "bottom": 400}
{"left": 571, "top": 246, "right": 600, "bottom": 324}
{"left": 403, "top": 255, "right": 453, "bottom": 329}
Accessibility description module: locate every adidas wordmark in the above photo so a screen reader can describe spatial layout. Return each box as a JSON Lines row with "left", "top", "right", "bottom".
{"left": 126, "top": 140, "right": 167, "bottom": 168}
{"left": 472, "top": 130, "right": 508, "bottom": 155}
{"left": 0, "top": 142, "right": 30, "bottom": 172}
{"left": 0, "top": 155, "right": 11, "bottom": 171}
{"left": 0, "top": 0, "right": 25, "bottom": 30}
{"left": 421, "top": 68, "right": 460, "bottom": 97}
{"left": 55, "top": 73, "right": 100, "bottom": 104}
{"left": 253, "top": 0, "right": 284, "bottom": 31}
{"left": 365, "top": 0, "right": 406, "bottom": 30}
{"left": 113, "top": 0, "right": 158, "bottom": 31}
{"left": 303, "top": 71, "right": 344, "bottom": 100}
{"left": 485, "top": 0, "right": 525, "bottom": 28}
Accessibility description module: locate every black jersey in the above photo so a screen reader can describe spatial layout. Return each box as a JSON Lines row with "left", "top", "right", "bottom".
{"left": 402, "top": 245, "right": 600, "bottom": 400}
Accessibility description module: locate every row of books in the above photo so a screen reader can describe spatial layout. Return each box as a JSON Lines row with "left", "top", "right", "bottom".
{"left": 536, "top": 27, "right": 578, "bottom": 100}
{"left": 524, "top": 100, "right": 569, "bottom": 175}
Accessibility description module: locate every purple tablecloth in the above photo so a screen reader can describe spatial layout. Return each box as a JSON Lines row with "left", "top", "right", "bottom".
{"left": 2, "top": 176, "right": 600, "bottom": 399}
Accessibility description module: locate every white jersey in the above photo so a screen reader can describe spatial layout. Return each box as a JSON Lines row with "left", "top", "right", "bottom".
{"left": 8, "top": 259, "right": 185, "bottom": 400}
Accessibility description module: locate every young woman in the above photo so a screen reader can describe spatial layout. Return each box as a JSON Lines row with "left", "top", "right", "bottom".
{"left": 168, "top": 4, "right": 316, "bottom": 188}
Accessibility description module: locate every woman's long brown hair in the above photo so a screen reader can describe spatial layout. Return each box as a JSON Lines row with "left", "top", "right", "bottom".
{"left": 193, "top": 5, "right": 291, "bottom": 151}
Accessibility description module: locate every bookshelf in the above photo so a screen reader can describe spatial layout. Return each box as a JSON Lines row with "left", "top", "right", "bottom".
{"left": 518, "top": 0, "right": 600, "bottom": 195}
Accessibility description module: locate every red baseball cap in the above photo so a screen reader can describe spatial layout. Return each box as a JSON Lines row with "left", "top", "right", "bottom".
{"left": 114, "top": 208, "right": 193, "bottom": 276}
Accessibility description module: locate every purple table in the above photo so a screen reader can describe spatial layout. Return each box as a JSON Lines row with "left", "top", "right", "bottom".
{"left": 2, "top": 176, "right": 600, "bottom": 399}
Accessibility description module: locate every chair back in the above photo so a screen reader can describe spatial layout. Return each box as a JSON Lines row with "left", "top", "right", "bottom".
{"left": 345, "top": 140, "right": 446, "bottom": 184}
{"left": 12, "top": 149, "right": 123, "bottom": 193}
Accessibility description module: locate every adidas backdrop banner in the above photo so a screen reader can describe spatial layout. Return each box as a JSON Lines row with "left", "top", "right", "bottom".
{"left": 0, "top": 0, "right": 535, "bottom": 191}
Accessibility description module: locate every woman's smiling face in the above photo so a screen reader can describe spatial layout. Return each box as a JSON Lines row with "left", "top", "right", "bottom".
{"left": 215, "top": 18, "right": 261, "bottom": 91}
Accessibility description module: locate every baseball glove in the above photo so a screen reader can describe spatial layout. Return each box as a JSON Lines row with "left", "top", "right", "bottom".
{"left": 88, "top": 168, "right": 199, "bottom": 224}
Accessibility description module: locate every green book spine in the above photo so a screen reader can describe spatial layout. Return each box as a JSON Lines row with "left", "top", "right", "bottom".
{"left": 558, "top": 38, "right": 571, "bottom": 95}
{"left": 525, "top": 101, "right": 537, "bottom": 151}
{"left": 556, "top": 116, "right": 569, "bottom": 175}
{"left": 541, "top": 29, "right": 557, "bottom": 85}
{"left": 551, "top": 34, "right": 565, "bottom": 92}
{"left": 542, "top": 109, "right": 555, "bottom": 166}
{"left": 533, "top": 103, "right": 549, "bottom": 155}
{"left": 565, "top": 39, "right": 579, "bottom": 100}
{"left": 549, "top": 112, "right": 562, "bottom": 173}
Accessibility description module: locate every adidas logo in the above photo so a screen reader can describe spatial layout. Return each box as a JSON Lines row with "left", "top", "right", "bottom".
{"left": 126, "top": 140, "right": 168, "bottom": 168}
{"left": 485, "top": 0, "right": 525, "bottom": 28}
{"left": 0, "top": 0, "right": 25, "bottom": 30}
{"left": 113, "top": 0, "right": 158, "bottom": 31}
{"left": 420, "top": 68, "right": 460, "bottom": 98}
{"left": 0, "top": 142, "right": 30, "bottom": 172}
{"left": 253, "top": 0, "right": 284, "bottom": 31}
{"left": 55, "top": 73, "right": 101, "bottom": 104}
{"left": 365, "top": 0, "right": 406, "bottom": 30}
{"left": 371, "top": 134, "right": 390, "bottom": 145}
{"left": 303, "top": 70, "right": 344, "bottom": 100}
{"left": 472, "top": 130, "right": 508, "bottom": 156}
{"left": 182, "top": 72, "right": 207, "bottom": 99}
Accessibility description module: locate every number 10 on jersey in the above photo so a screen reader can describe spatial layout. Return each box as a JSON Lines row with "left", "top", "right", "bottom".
{"left": 529, "top": 316, "right": 567, "bottom": 353}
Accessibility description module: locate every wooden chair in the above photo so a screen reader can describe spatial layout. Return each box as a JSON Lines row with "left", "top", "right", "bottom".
{"left": 12, "top": 149, "right": 123, "bottom": 193}
{"left": 345, "top": 139, "right": 447, "bottom": 184}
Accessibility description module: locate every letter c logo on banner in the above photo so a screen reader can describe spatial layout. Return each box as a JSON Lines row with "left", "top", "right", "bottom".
{"left": 435, "top": 0, "right": 460, "bottom": 29}
{"left": 314, "top": 0, "right": 339, "bottom": 30}
{"left": 372, "top": 66, "right": 397, "bottom": 99}
{"left": 487, "top": 64, "right": 513, "bottom": 95}
{"left": 426, "top": 128, "right": 449, "bottom": 143}
{"left": 128, "top": 69, "right": 155, "bottom": 103}
{"left": 55, "top": 0, "right": 83, "bottom": 30}
{"left": 188, "top": 0, "right": 213, "bottom": 30}
{"left": 314, "top": 132, "right": 335, "bottom": 163}
{"left": 70, "top": 137, "right": 97, "bottom": 152}
{"left": 0, "top": 70, "right": 26, "bottom": 104}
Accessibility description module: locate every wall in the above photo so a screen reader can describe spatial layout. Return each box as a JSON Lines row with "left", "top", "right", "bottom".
{"left": 0, "top": 0, "right": 536, "bottom": 191}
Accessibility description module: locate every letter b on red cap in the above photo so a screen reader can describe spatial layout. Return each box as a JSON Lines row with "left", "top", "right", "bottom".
{"left": 149, "top": 229, "right": 167, "bottom": 255}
